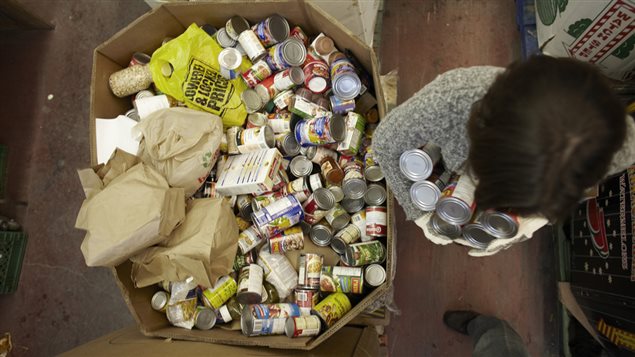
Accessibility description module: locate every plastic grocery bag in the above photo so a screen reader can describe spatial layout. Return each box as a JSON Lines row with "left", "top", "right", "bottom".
{"left": 149, "top": 23, "right": 250, "bottom": 127}
{"left": 135, "top": 107, "right": 223, "bottom": 197}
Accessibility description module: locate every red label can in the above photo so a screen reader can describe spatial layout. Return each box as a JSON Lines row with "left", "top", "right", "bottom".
{"left": 242, "top": 60, "right": 273, "bottom": 88}
{"left": 365, "top": 206, "right": 387, "bottom": 237}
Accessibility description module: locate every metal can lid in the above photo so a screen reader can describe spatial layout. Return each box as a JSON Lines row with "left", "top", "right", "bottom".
{"left": 399, "top": 149, "right": 434, "bottom": 181}
{"left": 229, "top": 15, "right": 250, "bottom": 37}
{"left": 262, "top": 125, "right": 275, "bottom": 149}
{"left": 284, "top": 316, "right": 296, "bottom": 338}
{"left": 410, "top": 181, "right": 441, "bottom": 211}
{"left": 241, "top": 89, "right": 264, "bottom": 113}
{"left": 131, "top": 52, "right": 152, "bottom": 65}
{"left": 330, "top": 237, "right": 347, "bottom": 254}
{"left": 281, "top": 38, "right": 307, "bottom": 67}
{"left": 364, "top": 184, "right": 387, "bottom": 207}
{"left": 151, "top": 291, "right": 169, "bottom": 311}
{"left": 288, "top": 67, "right": 305, "bottom": 85}
{"left": 255, "top": 83, "right": 271, "bottom": 102}
{"left": 314, "top": 36, "right": 335, "bottom": 56}
{"left": 281, "top": 133, "right": 301, "bottom": 156}
{"left": 328, "top": 185, "right": 345, "bottom": 203}
{"left": 462, "top": 223, "right": 495, "bottom": 249}
{"left": 364, "top": 165, "right": 384, "bottom": 182}
{"left": 247, "top": 112, "right": 268, "bottom": 127}
{"left": 310, "top": 224, "right": 333, "bottom": 246}
{"left": 300, "top": 145, "right": 317, "bottom": 160}
{"left": 219, "top": 47, "right": 243, "bottom": 70}
{"left": 268, "top": 14, "right": 290, "bottom": 43}
{"left": 216, "top": 28, "right": 237, "bottom": 48}
{"left": 436, "top": 197, "right": 473, "bottom": 225}
{"left": 428, "top": 213, "right": 461, "bottom": 239}
{"left": 330, "top": 211, "right": 351, "bottom": 231}
{"left": 341, "top": 197, "right": 365, "bottom": 213}
{"left": 313, "top": 187, "right": 336, "bottom": 210}
{"left": 343, "top": 178, "right": 367, "bottom": 200}
{"left": 329, "top": 114, "right": 347, "bottom": 142}
{"left": 290, "top": 155, "right": 313, "bottom": 177}
{"left": 195, "top": 307, "right": 217, "bottom": 330}
{"left": 308, "top": 77, "right": 328, "bottom": 94}
{"left": 480, "top": 211, "right": 518, "bottom": 239}
{"left": 332, "top": 72, "right": 361, "bottom": 101}
{"left": 364, "top": 264, "right": 386, "bottom": 287}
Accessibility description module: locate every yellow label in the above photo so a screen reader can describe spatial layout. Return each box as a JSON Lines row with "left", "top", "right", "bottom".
{"left": 203, "top": 276, "right": 237, "bottom": 309}
{"left": 313, "top": 292, "right": 351, "bottom": 327}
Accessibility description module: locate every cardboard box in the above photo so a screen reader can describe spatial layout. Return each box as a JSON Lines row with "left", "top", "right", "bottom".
{"left": 536, "top": 0, "right": 635, "bottom": 81}
{"left": 90, "top": 1, "right": 393, "bottom": 350}
{"left": 216, "top": 148, "right": 282, "bottom": 196}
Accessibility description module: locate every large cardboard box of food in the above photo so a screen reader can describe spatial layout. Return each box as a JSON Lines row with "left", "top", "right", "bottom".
{"left": 90, "top": 1, "right": 394, "bottom": 350}
{"left": 536, "top": 0, "right": 635, "bottom": 81}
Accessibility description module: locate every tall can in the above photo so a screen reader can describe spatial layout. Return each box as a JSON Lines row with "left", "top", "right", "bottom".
{"left": 242, "top": 59, "right": 273, "bottom": 88}
{"left": 366, "top": 206, "right": 388, "bottom": 238}
{"left": 252, "top": 195, "right": 304, "bottom": 238}
{"left": 351, "top": 210, "right": 371, "bottom": 242}
{"left": 427, "top": 213, "right": 462, "bottom": 239}
{"left": 267, "top": 111, "right": 292, "bottom": 133}
{"left": 218, "top": 47, "right": 243, "bottom": 80}
{"left": 294, "top": 288, "right": 320, "bottom": 315}
{"left": 237, "top": 225, "right": 266, "bottom": 255}
{"left": 311, "top": 292, "right": 351, "bottom": 329}
{"left": 241, "top": 303, "right": 302, "bottom": 336}
{"left": 285, "top": 315, "right": 322, "bottom": 338}
{"left": 303, "top": 54, "right": 330, "bottom": 94}
{"left": 319, "top": 266, "right": 363, "bottom": 294}
{"left": 325, "top": 203, "right": 351, "bottom": 231}
{"left": 343, "top": 241, "right": 386, "bottom": 267}
{"left": 342, "top": 160, "right": 367, "bottom": 199}
{"left": 330, "top": 223, "right": 361, "bottom": 254}
{"left": 252, "top": 14, "right": 290, "bottom": 47}
{"left": 399, "top": 143, "right": 442, "bottom": 181}
{"left": 236, "top": 264, "right": 264, "bottom": 304}
{"left": 257, "top": 248, "right": 298, "bottom": 299}
{"left": 436, "top": 174, "right": 476, "bottom": 226}
{"left": 480, "top": 210, "right": 519, "bottom": 239}
{"left": 294, "top": 114, "right": 347, "bottom": 147}
{"left": 328, "top": 51, "right": 362, "bottom": 100}
{"left": 410, "top": 168, "right": 452, "bottom": 211}
{"left": 302, "top": 187, "right": 336, "bottom": 225}
{"left": 363, "top": 147, "right": 384, "bottom": 182}
{"left": 309, "top": 220, "right": 334, "bottom": 246}
{"left": 237, "top": 126, "right": 274, "bottom": 154}
{"left": 266, "top": 38, "right": 307, "bottom": 72}
{"left": 298, "top": 253, "right": 323, "bottom": 290}
{"left": 269, "top": 226, "right": 305, "bottom": 253}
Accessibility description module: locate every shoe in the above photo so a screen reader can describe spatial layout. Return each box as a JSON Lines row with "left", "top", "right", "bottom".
{"left": 443, "top": 310, "right": 480, "bottom": 335}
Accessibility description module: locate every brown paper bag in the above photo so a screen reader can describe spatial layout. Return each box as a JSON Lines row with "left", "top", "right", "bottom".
{"left": 75, "top": 161, "right": 185, "bottom": 267}
{"left": 130, "top": 198, "right": 239, "bottom": 288}
{"left": 135, "top": 107, "right": 223, "bottom": 197}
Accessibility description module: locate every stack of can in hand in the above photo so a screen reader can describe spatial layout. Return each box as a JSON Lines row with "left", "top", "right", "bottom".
{"left": 149, "top": 14, "right": 389, "bottom": 339}
{"left": 401, "top": 144, "right": 520, "bottom": 249}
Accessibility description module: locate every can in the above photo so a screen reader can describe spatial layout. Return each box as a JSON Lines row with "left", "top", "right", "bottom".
{"left": 261, "top": 280, "right": 280, "bottom": 304}
{"left": 289, "top": 155, "right": 313, "bottom": 177}
{"left": 226, "top": 126, "right": 241, "bottom": 155}
{"left": 363, "top": 148, "right": 384, "bottom": 182}
{"left": 328, "top": 52, "right": 362, "bottom": 100}
{"left": 216, "top": 297, "right": 242, "bottom": 323}
{"left": 237, "top": 29, "right": 266, "bottom": 62}
{"left": 351, "top": 210, "right": 371, "bottom": 242}
{"left": 311, "top": 34, "right": 336, "bottom": 59}
{"left": 218, "top": 47, "right": 243, "bottom": 80}
{"left": 166, "top": 297, "right": 197, "bottom": 328}
{"left": 241, "top": 303, "right": 302, "bottom": 336}
{"left": 274, "top": 67, "right": 305, "bottom": 92}
{"left": 399, "top": 143, "right": 442, "bottom": 181}
{"left": 233, "top": 250, "right": 258, "bottom": 271}
{"left": 320, "top": 266, "right": 363, "bottom": 294}
{"left": 202, "top": 275, "right": 238, "bottom": 309}
{"left": 241, "top": 89, "right": 264, "bottom": 113}
{"left": 200, "top": 23, "right": 217, "bottom": 37}
{"left": 246, "top": 113, "right": 268, "bottom": 129}
{"left": 236, "top": 215, "right": 251, "bottom": 230}
{"left": 266, "top": 38, "right": 307, "bottom": 72}
{"left": 311, "top": 292, "right": 351, "bottom": 329}
{"left": 269, "top": 226, "right": 304, "bottom": 253}
{"left": 410, "top": 169, "right": 452, "bottom": 211}
{"left": 294, "top": 288, "right": 320, "bottom": 314}
{"left": 241, "top": 59, "right": 273, "bottom": 88}
{"left": 285, "top": 315, "right": 321, "bottom": 338}
{"left": 307, "top": 173, "right": 323, "bottom": 192}
{"left": 252, "top": 195, "right": 304, "bottom": 238}
{"left": 309, "top": 220, "right": 334, "bottom": 246}
{"left": 298, "top": 253, "right": 323, "bottom": 289}
{"left": 238, "top": 225, "right": 266, "bottom": 254}
{"left": 257, "top": 248, "right": 298, "bottom": 299}
{"left": 303, "top": 57, "right": 330, "bottom": 94}
{"left": 480, "top": 210, "right": 519, "bottom": 239}
{"left": 320, "top": 156, "right": 345, "bottom": 184}
{"left": 427, "top": 213, "right": 462, "bottom": 239}
{"left": 325, "top": 204, "right": 351, "bottom": 231}
{"left": 194, "top": 306, "right": 217, "bottom": 330}
{"left": 267, "top": 111, "right": 292, "bottom": 133}
{"left": 129, "top": 52, "right": 152, "bottom": 66}
{"left": 341, "top": 197, "right": 364, "bottom": 214}
{"left": 364, "top": 183, "right": 387, "bottom": 206}
{"left": 253, "top": 14, "right": 290, "bottom": 47}
{"left": 284, "top": 177, "right": 311, "bottom": 202}
{"left": 462, "top": 222, "right": 496, "bottom": 249}
{"left": 290, "top": 26, "right": 309, "bottom": 46}
{"left": 366, "top": 206, "right": 388, "bottom": 238}
{"left": 342, "top": 161, "right": 367, "bottom": 199}
{"left": 251, "top": 191, "right": 286, "bottom": 212}
{"left": 302, "top": 188, "right": 336, "bottom": 225}
{"left": 238, "top": 126, "right": 274, "bottom": 154}
{"left": 225, "top": 15, "right": 250, "bottom": 40}
{"left": 255, "top": 75, "right": 279, "bottom": 102}
{"left": 273, "top": 133, "right": 299, "bottom": 158}
{"left": 289, "top": 96, "right": 319, "bottom": 118}
{"left": 215, "top": 27, "right": 237, "bottom": 48}
{"left": 331, "top": 223, "right": 361, "bottom": 254}
{"left": 151, "top": 290, "right": 170, "bottom": 312}
{"left": 364, "top": 264, "right": 386, "bottom": 287}
{"left": 273, "top": 89, "right": 295, "bottom": 110}
{"left": 236, "top": 264, "right": 264, "bottom": 304}
{"left": 294, "top": 114, "right": 346, "bottom": 147}
{"left": 343, "top": 240, "right": 386, "bottom": 267}
{"left": 237, "top": 195, "right": 254, "bottom": 220}
{"left": 330, "top": 95, "right": 356, "bottom": 114}
{"left": 436, "top": 174, "right": 476, "bottom": 226}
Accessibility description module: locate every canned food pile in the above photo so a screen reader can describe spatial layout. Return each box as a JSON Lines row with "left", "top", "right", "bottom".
{"left": 118, "top": 14, "right": 389, "bottom": 338}
{"left": 401, "top": 146, "right": 519, "bottom": 249}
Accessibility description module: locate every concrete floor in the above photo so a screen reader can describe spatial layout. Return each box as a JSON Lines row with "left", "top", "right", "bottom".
{"left": 0, "top": 1, "right": 559, "bottom": 356}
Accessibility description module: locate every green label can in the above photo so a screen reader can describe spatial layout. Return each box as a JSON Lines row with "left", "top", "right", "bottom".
{"left": 319, "top": 266, "right": 363, "bottom": 294}
{"left": 343, "top": 241, "right": 386, "bottom": 267}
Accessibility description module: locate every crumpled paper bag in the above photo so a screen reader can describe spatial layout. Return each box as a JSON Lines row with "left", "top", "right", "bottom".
{"left": 135, "top": 107, "right": 223, "bottom": 197}
{"left": 75, "top": 151, "right": 185, "bottom": 267}
{"left": 130, "top": 197, "right": 239, "bottom": 288}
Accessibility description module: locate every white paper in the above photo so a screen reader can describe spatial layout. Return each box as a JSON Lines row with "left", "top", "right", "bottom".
{"left": 95, "top": 115, "right": 141, "bottom": 164}
{"left": 135, "top": 95, "right": 170, "bottom": 120}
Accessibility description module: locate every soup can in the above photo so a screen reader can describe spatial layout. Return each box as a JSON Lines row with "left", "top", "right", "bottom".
{"left": 285, "top": 315, "right": 321, "bottom": 338}
{"left": 311, "top": 292, "right": 351, "bottom": 329}
{"left": 290, "top": 25, "right": 309, "bottom": 46}
{"left": 236, "top": 264, "right": 264, "bottom": 304}
{"left": 303, "top": 56, "right": 330, "bottom": 94}
{"left": 151, "top": 290, "right": 170, "bottom": 312}
{"left": 436, "top": 174, "right": 476, "bottom": 226}
{"left": 294, "top": 114, "right": 346, "bottom": 147}
{"left": 328, "top": 52, "right": 362, "bottom": 100}
{"left": 225, "top": 15, "right": 250, "bottom": 40}
{"left": 309, "top": 220, "right": 334, "bottom": 246}
{"left": 194, "top": 306, "right": 217, "bottom": 330}
{"left": 427, "top": 213, "right": 462, "bottom": 239}
{"left": 325, "top": 203, "right": 351, "bottom": 231}
{"left": 289, "top": 155, "right": 313, "bottom": 177}
{"left": 255, "top": 75, "right": 279, "bottom": 102}
{"left": 238, "top": 125, "right": 274, "bottom": 154}
{"left": 330, "top": 95, "right": 356, "bottom": 114}
{"left": 307, "top": 173, "right": 323, "bottom": 192}
{"left": 241, "top": 303, "right": 302, "bottom": 336}
{"left": 252, "top": 14, "right": 290, "bottom": 47}
{"left": 399, "top": 143, "right": 442, "bottom": 181}
{"left": 238, "top": 29, "right": 267, "bottom": 62}
{"left": 247, "top": 112, "right": 268, "bottom": 128}
{"left": 284, "top": 176, "right": 311, "bottom": 202}
{"left": 363, "top": 148, "right": 384, "bottom": 182}
{"left": 364, "top": 264, "right": 386, "bottom": 287}
{"left": 238, "top": 225, "right": 267, "bottom": 255}
{"left": 351, "top": 210, "right": 371, "bottom": 242}
{"left": 341, "top": 197, "right": 365, "bottom": 214}
{"left": 266, "top": 38, "right": 307, "bottom": 72}
{"left": 269, "top": 226, "right": 305, "bottom": 253}
{"left": 242, "top": 59, "right": 273, "bottom": 88}
{"left": 218, "top": 47, "right": 243, "bottom": 80}
{"left": 462, "top": 222, "right": 496, "bottom": 250}
{"left": 366, "top": 206, "right": 387, "bottom": 238}
{"left": 298, "top": 253, "right": 323, "bottom": 289}
{"left": 342, "top": 161, "right": 367, "bottom": 199}
{"left": 302, "top": 187, "right": 336, "bottom": 225}
{"left": 330, "top": 223, "right": 361, "bottom": 254}
{"left": 364, "top": 183, "right": 387, "bottom": 207}
{"left": 267, "top": 111, "right": 292, "bottom": 133}
{"left": 274, "top": 67, "right": 305, "bottom": 92}
{"left": 480, "top": 210, "right": 519, "bottom": 239}
{"left": 319, "top": 266, "right": 363, "bottom": 294}
{"left": 252, "top": 195, "right": 304, "bottom": 238}
{"left": 273, "top": 89, "right": 295, "bottom": 110}
{"left": 343, "top": 241, "right": 386, "bottom": 267}
{"left": 215, "top": 27, "right": 237, "bottom": 48}
{"left": 294, "top": 288, "right": 320, "bottom": 314}
{"left": 410, "top": 168, "right": 452, "bottom": 211}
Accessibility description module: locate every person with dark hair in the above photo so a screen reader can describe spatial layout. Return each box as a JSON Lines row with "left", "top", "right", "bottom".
{"left": 373, "top": 56, "right": 635, "bottom": 226}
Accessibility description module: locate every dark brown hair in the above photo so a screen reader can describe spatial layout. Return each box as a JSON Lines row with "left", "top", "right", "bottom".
{"left": 468, "top": 56, "right": 626, "bottom": 221}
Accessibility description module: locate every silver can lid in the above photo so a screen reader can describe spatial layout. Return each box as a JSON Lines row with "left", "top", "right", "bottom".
{"left": 341, "top": 197, "right": 365, "bottom": 214}
{"left": 462, "top": 223, "right": 495, "bottom": 249}
{"left": 255, "top": 83, "right": 271, "bottom": 102}
{"left": 428, "top": 213, "right": 461, "bottom": 239}
{"left": 330, "top": 211, "right": 351, "bottom": 231}
{"left": 282, "top": 133, "right": 301, "bottom": 157}
{"left": 247, "top": 112, "right": 268, "bottom": 127}
{"left": 262, "top": 125, "right": 275, "bottom": 149}
{"left": 330, "top": 237, "right": 347, "bottom": 254}
{"left": 195, "top": 307, "right": 217, "bottom": 330}
{"left": 410, "top": 181, "right": 441, "bottom": 211}
{"left": 151, "top": 291, "right": 169, "bottom": 311}
{"left": 313, "top": 187, "right": 336, "bottom": 210}
{"left": 219, "top": 47, "right": 243, "bottom": 70}
{"left": 436, "top": 197, "right": 473, "bottom": 225}
{"left": 288, "top": 66, "right": 305, "bottom": 85}
{"left": 364, "top": 184, "right": 387, "bottom": 207}
{"left": 332, "top": 72, "right": 362, "bottom": 101}
{"left": 290, "top": 155, "right": 313, "bottom": 177}
{"left": 329, "top": 114, "right": 347, "bottom": 142}
{"left": 300, "top": 145, "right": 317, "bottom": 160}
{"left": 268, "top": 14, "right": 290, "bottom": 43}
{"left": 480, "top": 211, "right": 519, "bottom": 239}
{"left": 364, "top": 165, "right": 384, "bottom": 182}
{"left": 399, "top": 149, "right": 434, "bottom": 181}
{"left": 281, "top": 38, "right": 307, "bottom": 67}
{"left": 216, "top": 28, "right": 237, "bottom": 48}
{"left": 241, "top": 89, "right": 264, "bottom": 113}
{"left": 364, "top": 264, "right": 386, "bottom": 287}
{"left": 328, "top": 185, "right": 345, "bottom": 203}
{"left": 343, "top": 178, "right": 367, "bottom": 200}
{"left": 228, "top": 16, "right": 250, "bottom": 38}
{"left": 310, "top": 224, "right": 333, "bottom": 246}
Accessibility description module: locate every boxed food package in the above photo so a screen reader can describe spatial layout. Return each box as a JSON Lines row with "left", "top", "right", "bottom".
{"left": 90, "top": 1, "right": 393, "bottom": 350}
{"left": 216, "top": 148, "right": 283, "bottom": 196}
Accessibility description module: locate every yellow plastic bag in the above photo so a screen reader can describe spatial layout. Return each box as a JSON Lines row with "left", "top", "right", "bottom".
{"left": 150, "top": 24, "right": 251, "bottom": 127}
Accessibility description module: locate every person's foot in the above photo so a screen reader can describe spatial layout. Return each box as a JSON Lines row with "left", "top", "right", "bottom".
{"left": 443, "top": 310, "right": 480, "bottom": 335}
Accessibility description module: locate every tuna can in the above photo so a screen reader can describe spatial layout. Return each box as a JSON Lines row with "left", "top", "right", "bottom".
{"left": 215, "top": 27, "right": 237, "bottom": 48}
{"left": 252, "top": 14, "right": 290, "bottom": 47}
{"left": 342, "top": 161, "right": 367, "bottom": 199}
{"left": 364, "top": 183, "right": 387, "bottom": 207}
{"left": 325, "top": 204, "right": 351, "bottom": 231}
{"left": 343, "top": 241, "right": 386, "bottom": 267}
{"left": 290, "top": 155, "right": 313, "bottom": 177}
{"left": 410, "top": 169, "right": 452, "bottom": 211}
{"left": 298, "top": 253, "right": 323, "bottom": 289}
{"left": 236, "top": 264, "right": 264, "bottom": 305}
{"left": 284, "top": 176, "right": 311, "bottom": 202}
{"left": 330, "top": 95, "right": 356, "bottom": 114}
{"left": 255, "top": 75, "right": 279, "bottom": 102}
{"left": 238, "top": 225, "right": 266, "bottom": 255}
{"left": 252, "top": 195, "right": 304, "bottom": 238}
{"left": 201, "top": 275, "right": 238, "bottom": 309}
{"left": 269, "top": 226, "right": 304, "bottom": 253}
{"left": 436, "top": 174, "right": 476, "bottom": 226}
{"left": 237, "top": 125, "right": 274, "bottom": 153}
{"left": 241, "top": 59, "right": 272, "bottom": 88}
{"left": 351, "top": 210, "right": 371, "bottom": 242}
{"left": 341, "top": 197, "right": 365, "bottom": 214}
{"left": 237, "top": 194, "right": 254, "bottom": 220}
{"left": 290, "top": 26, "right": 308, "bottom": 46}
{"left": 218, "top": 47, "right": 243, "bottom": 80}
{"left": 285, "top": 315, "right": 321, "bottom": 338}
{"left": 462, "top": 222, "right": 496, "bottom": 250}
{"left": 151, "top": 290, "right": 170, "bottom": 312}
{"left": 310, "top": 220, "right": 334, "bottom": 246}
{"left": 194, "top": 306, "right": 217, "bottom": 330}
{"left": 320, "top": 266, "right": 363, "bottom": 294}
{"left": 302, "top": 188, "right": 336, "bottom": 225}
{"left": 331, "top": 223, "right": 361, "bottom": 254}
{"left": 363, "top": 148, "right": 384, "bottom": 182}
{"left": 241, "top": 303, "right": 302, "bottom": 336}
{"left": 267, "top": 111, "right": 292, "bottom": 133}
{"left": 294, "top": 114, "right": 347, "bottom": 147}
{"left": 364, "top": 264, "right": 386, "bottom": 287}
{"left": 328, "top": 52, "right": 362, "bottom": 100}
{"left": 238, "top": 29, "right": 267, "bottom": 62}
{"left": 427, "top": 213, "right": 462, "bottom": 239}
{"left": 366, "top": 206, "right": 388, "bottom": 238}
{"left": 273, "top": 89, "right": 295, "bottom": 110}
{"left": 251, "top": 191, "right": 287, "bottom": 213}
{"left": 308, "top": 173, "right": 323, "bottom": 192}
{"left": 274, "top": 67, "right": 305, "bottom": 92}
{"left": 337, "top": 112, "right": 366, "bottom": 156}
{"left": 303, "top": 57, "right": 330, "bottom": 94}
{"left": 294, "top": 289, "right": 319, "bottom": 314}
{"left": 257, "top": 248, "right": 298, "bottom": 299}
{"left": 311, "top": 292, "right": 351, "bottom": 329}
{"left": 226, "top": 126, "right": 241, "bottom": 155}
{"left": 320, "top": 156, "right": 345, "bottom": 184}
{"left": 241, "top": 89, "right": 264, "bottom": 113}
{"left": 247, "top": 112, "right": 268, "bottom": 128}
{"left": 399, "top": 143, "right": 442, "bottom": 181}
{"left": 480, "top": 210, "right": 519, "bottom": 239}
{"left": 129, "top": 52, "right": 152, "bottom": 66}
{"left": 225, "top": 15, "right": 250, "bottom": 40}
{"left": 266, "top": 38, "right": 307, "bottom": 72}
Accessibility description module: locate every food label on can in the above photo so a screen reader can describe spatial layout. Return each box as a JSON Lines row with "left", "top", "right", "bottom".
{"left": 273, "top": 90, "right": 294, "bottom": 110}
{"left": 294, "top": 289, "right": 319, "bottom": 310}
{"left": 309, "top": 174, "right": 323, "bottom": 192}
{"left": 290, "top": 97, "right": 319, "bottom": 118}
{"left": 268, "top": 112, "right": 292, "bottom": 133}
{"left": 366, "top": 206, "right": 387, "bottom": 237}
{"left": 251, "top": 318, "right": 287, "bottom": 335}
{"left": 442, "top": 174, "right": 476, "bottom": 206}
{"left": 252, "top": 196, "right": 304, "bottom": 237}
{"left": 337, "top": 113, "right": 366, "bottom": 155}
{"left": 238, "top": 265, "right": 264, "bottom": 294}
{"left": 329, "top": 54, "right": 356, "bottom": 78}
{"left": 343, "top": 161, "right": 364, "bottom": 181}
{"left": 290, "top": 316, "right": 321, "bottom": 337}
{"left": 269, "top": 226, "right": 305, "bottom": 253}
{"left": 238, "top": 226, "right": 265, "bottom": 254}
{"left": 312, "top": 292, "right": 351, "bottom": 327}
{"left": 298, "top": 254, "right": 322, "bottom": 289}
{"left": 347, "top": 241, "right": 386, "bottom": 266}
{"left": 238, "top": 30, "right": 266, "bottom": 62}
{"left": 273, "top": 69, "right": 297, "bottom": 92}
{"left": 320, "top": 266, "right": 363, "bottom": 294}
{"left": 242, "top": 60, "right": 272, "bottom": 88}
{"left": 238, "top": 127, "right": 269, "bottom": 154}
{"left": 302, "top": 196, "right": 328, "bottom": 225}
{"left": 217, "top": 305, "right": 233, "bottom": 323}
{"left": 266, "top": 42, "right": 290, "bottom": 71}
{"left": 334, "top": 223, "right": 361, "bottom": 244}
{"left": 295, "top": 114, "right": 338, "bottom": 146}
{"left": 290, "top": 26, "right": 308, "bottom": 46}
{"left": 325, "top": 205, "right": 347, "bottom": 226}
{"left": 351, "top": 210, "right": 371, "bottom": 242}
{"left": 311, "top": 147, "right": 338, "bottom": 164}
{"left": 203, "top": 276, "right": 238, "bottom": 309}
{"left": 250, "top": 303, "right": 302, "bottom": 319}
